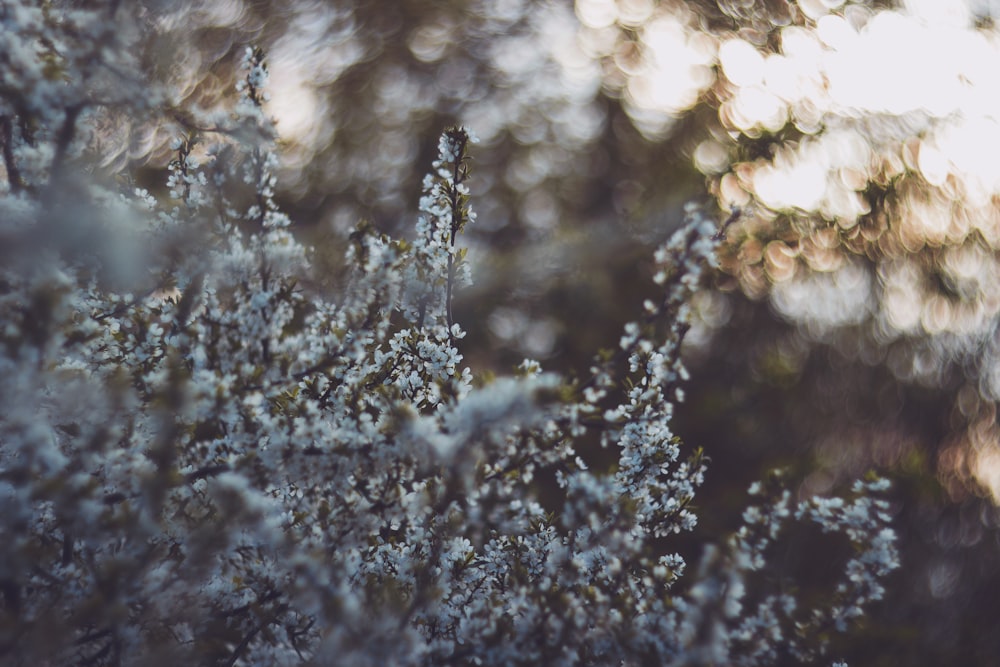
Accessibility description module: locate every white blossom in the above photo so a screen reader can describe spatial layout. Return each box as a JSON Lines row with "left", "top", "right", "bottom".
{"left": 0, "top": 5, "right": 898, "bottom": 666}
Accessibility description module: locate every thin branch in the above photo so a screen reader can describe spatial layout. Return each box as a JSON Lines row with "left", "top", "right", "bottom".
{"left": 443, "top": 129, "right": 470, "bottom": 344}
{"left": 50, "top": 103, "right": 84, "bottom": 180}
{"left": 0, "top": 115, "right": 23, "bottom": 192}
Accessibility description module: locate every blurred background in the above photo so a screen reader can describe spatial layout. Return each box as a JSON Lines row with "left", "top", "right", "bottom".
{"left": 118, "top": 0, "right": 1000, "bottom": 663}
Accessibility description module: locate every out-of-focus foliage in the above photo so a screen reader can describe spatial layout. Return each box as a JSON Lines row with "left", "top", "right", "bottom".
{"left": 680, "top": 2, "right": 1000, "bottom": 662}
{"left": 698, "top": 0, "right": 1000, "bottom": 499}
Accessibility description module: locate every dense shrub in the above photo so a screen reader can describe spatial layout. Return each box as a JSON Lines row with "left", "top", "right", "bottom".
{"left": 0, "top": 4, "right": 896, "bottom": 665}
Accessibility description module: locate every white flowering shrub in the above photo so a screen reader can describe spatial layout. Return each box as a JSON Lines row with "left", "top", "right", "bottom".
{"left": 0, "top": 4, "right": 898, "bottom": 666}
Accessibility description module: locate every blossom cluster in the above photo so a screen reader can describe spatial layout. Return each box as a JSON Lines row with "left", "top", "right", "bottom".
{"left": 0, "top": 4, "right": 897, "bottom": 666}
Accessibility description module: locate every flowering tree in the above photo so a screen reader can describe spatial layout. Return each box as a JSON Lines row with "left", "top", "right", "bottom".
{"left": 0, "top": 3, "right": 897, "bottom": 665}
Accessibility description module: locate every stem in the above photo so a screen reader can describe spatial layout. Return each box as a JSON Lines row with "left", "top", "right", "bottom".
{"left": 50, "top": 104, "right": 83, "bottom": 181}
{"left": 0, "top": 115, "right": 22, "bottom": 193}
{"left": 444, "top": 130, "right": 469, "bottom": 344}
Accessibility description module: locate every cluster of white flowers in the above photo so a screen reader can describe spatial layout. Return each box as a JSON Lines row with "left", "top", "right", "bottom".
{"left": 0, "top": 4, "right": 897, "bottom": 666}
